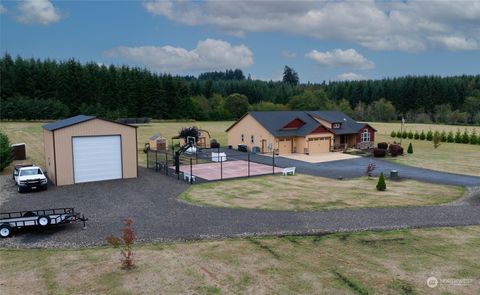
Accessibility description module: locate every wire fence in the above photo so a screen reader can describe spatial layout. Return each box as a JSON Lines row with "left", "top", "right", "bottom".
{"left": 146, "top": 147, "right": 281, "bottom": 184}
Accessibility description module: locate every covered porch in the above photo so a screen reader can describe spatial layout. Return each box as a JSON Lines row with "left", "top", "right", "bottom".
{"left": 333, "top": 134, "right": 357, "bottom": 151}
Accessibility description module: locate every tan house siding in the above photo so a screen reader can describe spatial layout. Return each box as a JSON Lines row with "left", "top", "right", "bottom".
{"left": 43, "top": 129, "right": 56, "bottom": 185}
{"left": 312, "top": 117, "right": 332, "bottom": 129}
{"left": 227, "top": 114, "right": 275, "bottom": 152}
{"left": 52, "top": 119, "right": 137, "bottom": 186}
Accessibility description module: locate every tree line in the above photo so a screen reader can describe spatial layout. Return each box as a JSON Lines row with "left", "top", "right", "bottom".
{"left": 1, "top": 54, "right": 479, "bottom": 124}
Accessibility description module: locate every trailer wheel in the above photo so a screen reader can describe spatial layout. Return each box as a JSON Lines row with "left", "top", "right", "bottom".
{"left": 0, "top": 225, "right": 12, "bottom": 238}
{"left": 38, "top": 216, "right": 51, "bottom": 227}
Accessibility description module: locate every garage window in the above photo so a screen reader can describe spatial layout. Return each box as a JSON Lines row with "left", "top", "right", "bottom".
{"left": 361, "top": 129, "right": 370, "bottom": 142}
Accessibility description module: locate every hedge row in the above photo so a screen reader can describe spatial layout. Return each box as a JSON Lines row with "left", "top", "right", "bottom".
{"left": 390, "top": 129, "right": 479, "bottom": 144}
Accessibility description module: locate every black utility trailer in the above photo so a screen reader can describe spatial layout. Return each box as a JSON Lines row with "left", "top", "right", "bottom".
{"left": 0, "top": 208, "right": 87, "bottom": 238}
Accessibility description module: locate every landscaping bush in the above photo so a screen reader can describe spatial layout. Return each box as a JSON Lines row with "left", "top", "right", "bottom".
{"left": 426, "top": 130, "right": 433, "bottom": 141}
{"left": 390, "top": 131, "right": 396, "bottom": 138}
{"left": 0, "top": 132, "right": 13, "bottom": 172}
{"left": 407, "top": 131, "right": 413, "bottom": 139}
{"left": 454, "top": 129, "right": 462, "bottom": 143}
{"left": 407, "top": 143, "right": 413, "bottom": 154}
{"left": 365, "top": 163, "right": 376, "bottom": 177}
{"left": 413, "top": 131, "right": 420, "bottom": 140}
{"left": 376, "top": 172, "right": 386, "bottom": 191}
{"left": 447, "top": 131, "right": 455, "bottom": 142}
{"left": 373, "top": 148, "right": 386, "bottom": 157}
{"left": 388, "top": 144, "right": 404, "bottom": 157}
{"left": 419, "top": 131, "right": 426, "bottom": 140}
{"left": 470, "top": 130, "right": 478, "bottom": 145}
{"left": 433, "top": 131, "right": 441, "bottom": 149}
{"left": 377, "top": 142, "right": 388, "bottom": 149}
{"left": 402, "top": 130, "right": 408, "bottom": 139}
{"left": 440, "top": 131, "right": 447, "bottom": 142}
{"left": 396, "top": 131, "right": 402, "bottom": 138}
{"left": 461, "top": 129, "right": 470, "bottom": 144}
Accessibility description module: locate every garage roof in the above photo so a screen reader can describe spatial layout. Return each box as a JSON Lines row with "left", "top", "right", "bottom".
{"left": 42, "top": 115, "right": 136, "bottom": 131}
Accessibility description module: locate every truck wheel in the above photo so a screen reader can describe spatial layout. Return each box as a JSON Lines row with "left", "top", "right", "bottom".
{"left": 0, "top": 225, "right": 12, "bottom": 238}
{"left": 38, "top": 216, "right": 51, "bottom": 227}
{"left": 17, "top": 186, "right": 25, "bottom": 193}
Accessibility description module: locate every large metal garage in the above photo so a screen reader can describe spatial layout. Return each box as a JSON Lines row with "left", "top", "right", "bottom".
{"left": 43, "top": 115, "right": 138, "bottom": 186}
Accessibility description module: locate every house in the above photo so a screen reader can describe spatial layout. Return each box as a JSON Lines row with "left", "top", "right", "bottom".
{"left": 43, "top": 115, "right": 138, "bottom": 186}
{"left": 226, "top": 111, "right": 376, "bottom": 155}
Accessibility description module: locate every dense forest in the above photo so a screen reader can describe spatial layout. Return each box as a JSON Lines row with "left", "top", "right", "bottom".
{"left": 1, "top": 54, "right": 479, "bottom": 124}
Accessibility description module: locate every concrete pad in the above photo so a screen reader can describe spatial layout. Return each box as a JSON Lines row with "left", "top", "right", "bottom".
{"left": 279, "top": 152, "right": 360, "bottom": 163}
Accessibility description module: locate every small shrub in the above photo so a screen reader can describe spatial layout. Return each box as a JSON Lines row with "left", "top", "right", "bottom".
{"left": 377, "top": 142, "right": 388, "bottom": 149}
{"left": 389, "top": 144, "right": 404, "bottom": 157}
{"left": 454, "top": 129, "right": 462, "bottom": 143}
{"left": 440, "top": 130, "right": 447, "bottom": 142}
{"left": 413, "top": 131, "right": 420, "bottom": 140}
{"left": 426, "top": 130, "right": 433, "bottom": 141}
{"left": 396, "top": 131, "right": 402, "bottom": 138}
{"left": 106, "top": 218, "right": 136, "bottom": 269}
{"left": 390, "top": 131, "right": 396, "bottom": 138}
{"left": 376, "top": 172, "right": 386, "bottom": 191}
{"left": 461, "top": 129, "right": 470, "bottom": 144}
{"left": 447, "top": 131, "right": 454, "bottom": 143}
{"left": 401, "top": 130, "right": 408, "bottom": 139}
{"left": 407, "top": 142, "right": 413, "bottom": 154}
{"left": 365, "top": 163, "right": 376, "bottom": 177}
{"left": 470, "top": 129, "right": 478, "bottom": 145}
{"left": 419, "top": 131, "right": 426, "bottom": 140}
{"left": 0, "top": 132, "right": 13, "bottom": 172}
{"left": 373, "top": 148, "right": 386, "bottom": 158}
{"left": 432, "top": 131, "right": 441, "bottom": 149}
{"left": 407, "top": 131, "right": 413, "bottom": 139}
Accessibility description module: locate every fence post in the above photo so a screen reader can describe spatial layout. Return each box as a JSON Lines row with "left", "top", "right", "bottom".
{"left": 155, "top": 150, "right": 158, "bottom": 171}
{"left": 272, "top": 151, "right": 275, "bottom": 175}
{"left": 248, "top": 153, "right": 250, "bottom": 177}
{"left": 146, "top": 150, "right": 149, "bottom": 169}
{"left": 220, "top": 155, "right": 223, "bottom": 181}
{"left": 165, "top": 152, "right": 168, "bottom": 175}
{"left": 190, "top": 158, "right": 193, "bottom": 184}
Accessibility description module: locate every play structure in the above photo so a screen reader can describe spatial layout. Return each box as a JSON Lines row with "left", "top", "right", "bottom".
{"left": 147, "top": 134, "right": 168, "bottom": 152}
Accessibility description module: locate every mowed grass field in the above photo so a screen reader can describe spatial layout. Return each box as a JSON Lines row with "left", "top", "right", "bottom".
{"left": 0, "top": 120, "right": 478, "bottom": 175}
{"left": 371, "top": 122, "right": 480, "bottom": 176}
{"left": 1, "top": 226, "right": 479, "bottom": 295}
{"left": 182, "top": 174, "right": 463, "bottom": 211}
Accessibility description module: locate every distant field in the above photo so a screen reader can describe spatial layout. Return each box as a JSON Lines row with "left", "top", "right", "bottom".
{"left": 1, "top": 226, "right": 479, "bottom": 294}
{"left": 1, "top": 120, "right": 478, "bottom": 175}
{"left": 182, "top": 174, "right": 463, "bottom": 211}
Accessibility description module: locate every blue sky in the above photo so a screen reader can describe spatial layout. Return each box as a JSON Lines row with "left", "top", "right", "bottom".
{"left": 1, "top": 0, "right": 479, "bottom": 83}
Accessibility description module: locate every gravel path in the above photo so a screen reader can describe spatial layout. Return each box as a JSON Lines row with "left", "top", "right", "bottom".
{"left": 1, "top": 168, "right": 479, "bottom": 248}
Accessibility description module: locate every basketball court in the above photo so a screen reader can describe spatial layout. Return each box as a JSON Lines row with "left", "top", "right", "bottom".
{"left": 177, "top": 160, "right": 283, "bottom": 181}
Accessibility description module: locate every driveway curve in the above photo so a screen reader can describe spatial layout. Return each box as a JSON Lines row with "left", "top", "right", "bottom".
{"left": 0, "top": 168, "right": 479, "bottom": 248}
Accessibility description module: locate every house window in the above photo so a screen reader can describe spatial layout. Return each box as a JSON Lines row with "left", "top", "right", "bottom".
{"left": 251, "top": 135, "right": 254, "bottom": 143}
{"left": 333, "top": 123, "right": 341, "bottom": 129}
{"left": 241, "top": 134, "right": 244, "bottom": 142}
{"left": 361, "top": 129, "right": 370, "bottom": 142}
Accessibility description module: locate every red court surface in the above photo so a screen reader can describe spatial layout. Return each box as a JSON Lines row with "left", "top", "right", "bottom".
{"left": 177, "top": 160, "right": 283, "bottom": 181}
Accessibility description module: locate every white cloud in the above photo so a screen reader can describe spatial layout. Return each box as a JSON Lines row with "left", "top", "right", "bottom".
{"left": 337, "top": 72, "right": 367, "bottom": 81}
{"left": 281, "top": 50, "right": 296, "bottom": 58}
{"left": 429, "top": 35, "right": 479, "bottom": 51}
{"left": 16, "top": 0, "right": 61, "bottom": 25}
{"left": 306, "top": 49, "right": 374, "bottom": 69}
{"left": 0, "top": 4, "right": 7, "bottom": 14}
{"left": 105, "top": 39, "right": 254, "bottom": 73}
{"left": 142, "top": 0, "right": 480, "bottom": 52}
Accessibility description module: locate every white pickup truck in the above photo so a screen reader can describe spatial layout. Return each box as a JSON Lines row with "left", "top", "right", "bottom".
{"left": 13, "top": 164, "right": 48, "bottom": 193}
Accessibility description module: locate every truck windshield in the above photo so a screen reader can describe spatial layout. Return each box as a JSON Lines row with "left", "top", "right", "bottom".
{"left": 20, "top": 169, "right": 42, "bottom": 176}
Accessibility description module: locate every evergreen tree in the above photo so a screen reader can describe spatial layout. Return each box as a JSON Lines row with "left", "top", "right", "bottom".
{"left": 282, "top": 66, "right": 299, "bottom": 85}
{"left": 454, "top": 129, "right": 462, "bottom": 143}
{"left": 407, "top": 143, "right": 413, "bottom": 154}
{"left": 426, "top": 130, "right": 433, "bottom": 141}
{"left": 470, "top": 129, "right": 478, "bottom": 144}
{"left": 461, "top": 129, "right": 470, "bottom": 144}
{"left": 0, "top": 131, "right": 13, "bottom": 171}
{"left": 376, "top": 172, "right": 386, "bottom": 191}
{"left": 407, "top": 131, "right": 413, "bottom": 139}
{"left": 390, "top": 131, "right": 396, "bottom": 138}
{"left": 414, "top": 131, "right": 420, "bottom": 140}
{"left": 420, "top": 131, "right": 426, "bottom": 140}
{"left": 447, "top": 131, "right": 455, "bottom": 143}
{"left": 440, "top": 130, "right": 447, "bottom": 142}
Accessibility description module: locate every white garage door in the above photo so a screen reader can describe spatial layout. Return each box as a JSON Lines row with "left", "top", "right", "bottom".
{"left": 72, "top": 136, "right": 122, "bottom": 183}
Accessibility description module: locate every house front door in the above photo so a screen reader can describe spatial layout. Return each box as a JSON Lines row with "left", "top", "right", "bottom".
{"left": 261, "top": 139, "right": 267, "bottom": 153}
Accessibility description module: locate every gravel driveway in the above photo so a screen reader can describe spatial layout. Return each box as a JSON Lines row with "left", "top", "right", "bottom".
{"left": 1, "top": 168, "right": 479, "bottom": 248}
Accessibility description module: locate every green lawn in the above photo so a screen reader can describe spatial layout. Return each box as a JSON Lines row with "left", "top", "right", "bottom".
{"left": 1, "top": 226, "right": 479, "bottom": 294}
{"left": 181, "top": 174, "right": 464, "bottom": 211}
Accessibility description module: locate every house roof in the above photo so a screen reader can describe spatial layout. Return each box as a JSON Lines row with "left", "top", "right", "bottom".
{"left": 42, "top": 115, "right": 136, "bottom": 131}
{"left": 226, "top": 111, "right": 375, "bottom": 137}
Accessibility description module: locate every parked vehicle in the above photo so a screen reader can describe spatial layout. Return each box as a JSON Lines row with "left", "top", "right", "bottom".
{"left": 0, "top": 208, "right": 86, "bottom": 238}
{"left": 13, "top": 165, "right": 48, "bottom": 193}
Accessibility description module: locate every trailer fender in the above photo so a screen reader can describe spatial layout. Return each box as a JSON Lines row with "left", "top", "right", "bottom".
{"left": 38, "top": 216, "right": 51, "bottom": 227}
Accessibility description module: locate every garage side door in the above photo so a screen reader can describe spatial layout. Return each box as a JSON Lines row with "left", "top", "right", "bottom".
{"left": 72, "top": 136, "right": 122, "bottom": 183}
{"left": 308, "top": 137, "right": 330, "bottom": 154}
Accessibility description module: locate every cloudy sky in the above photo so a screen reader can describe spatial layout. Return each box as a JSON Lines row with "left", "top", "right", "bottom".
{"left": 1, "top": 0, "right": 479, "bottom": 82}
